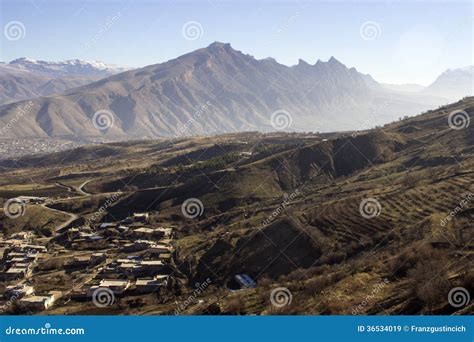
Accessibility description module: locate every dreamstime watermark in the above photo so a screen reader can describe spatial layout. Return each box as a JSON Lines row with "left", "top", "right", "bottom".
{"left": 359, "top": 198, "right": 382, "bottom": 219}
{"left": 174, "top": 101, "right": 211, "bottom": 137}
{"left": 352, "top": 278, "right": 390, "bottom": 315}
{"left": 448, "top": 110, "right": 470, "bottom": 130}
{"left": 3, "top": 198, "right": 27, "bottom": 219}
{"left": 0, "top": 280, "right": 33, "bottom": 313}
{"left": 84, "top": 12, "right": 122, "bottom": 49}
{"left": 1, "top": 101, "right": 34, "bottom": 136}
{"left": 261, "top": 189, "right": 300, "bottom": 229}
{"left": 83, "top": 193, "right": 120, "bottom": 228}
{"left": 440, "top": 192, "right": 473, "bottom": 227}
{"left": 92, "top": 287, "right": 115, "bottom": 307}
{"left": 5, "top": 323, "right": 85, "bottom": 336}
{"left": 181, "top": 198, "right": 204, "bottom": 219}
{"left": 263, "top": 9, "right": 302, "bottom": 49}
{"left": 359, "top": 21, "right": 381, "bottom": 41}
{"left": 4, "top": 20, "right": 26, "bottom": 41}
{"left": 270, "top": 109, "right": 293, "bottom": 130}
{"left": 92, "top": 110, "right": 115, "bottom": 131}
{"left": 448, "top": 287, "right": 470, "bottom": 308}
{"left": 174, "top": 278, "right": 212, "bottom": 314}
{"left": 182, "top": 21, "right": 204, "bottom": 40}
{"left": 270, "top": 287, "right": 292, "bottom": 308}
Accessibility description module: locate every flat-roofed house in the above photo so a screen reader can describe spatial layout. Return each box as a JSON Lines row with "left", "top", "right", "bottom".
{"left": 122, "top": 240, "right": 155, "bottom": 252}
{"left": 118, "top": 262, "right": 142, "bottom": 276}
{"left": 155, "top": 227, "right": 173, "bottom": 239}
{"left": 132, "top": 213, "right": 149, "bottom": 223}
{"left": 3, "top": 267, "right": 29, "bottom": 280}
{"left": 19, "top": 291, "right": 60, "bottom": 310}
{"left": 90, "top": 253, "right": 106, "bottom": 264}
{"left": 140, "top": 260, "right": 164, "bottom": 273}
{"left": 135, "top": 276, "right": 167, "bottom": 293}
{"left": 98, "top": 279, "right": 131, "bottom": 294}
{"left": 131, "top": 227, "right": 155, "bottom": 239}
{"left": 149, "top": 244, "right": 172, "bottom": 255}
{"left": 4, "top": 284, "right": 34, "bottom": 299}
{"left": 158, "top": 253, "right": 172, "bottom": 263}
{"left": 67, "top": 256, "right": 90, "bottom": 268}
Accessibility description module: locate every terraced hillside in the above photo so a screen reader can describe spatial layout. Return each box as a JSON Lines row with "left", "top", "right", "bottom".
{"left": 0, "top": 98, "right": 473, "bottom": 315}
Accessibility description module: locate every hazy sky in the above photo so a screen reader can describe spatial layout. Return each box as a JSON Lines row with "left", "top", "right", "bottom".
{"left": 1, "top": 0, "right": 472, "bottom": 85}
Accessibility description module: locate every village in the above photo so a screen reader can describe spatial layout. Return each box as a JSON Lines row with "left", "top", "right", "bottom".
{"left": 0, "top": 210, "right": 175, "bottom": 313}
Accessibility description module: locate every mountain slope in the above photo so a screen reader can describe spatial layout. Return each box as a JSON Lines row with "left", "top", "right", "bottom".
{"left": 0, "top": 43, "right": 445, "bottom": 139}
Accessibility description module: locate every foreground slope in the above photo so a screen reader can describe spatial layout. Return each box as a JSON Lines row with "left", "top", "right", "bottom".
{"left": 0, "top": 98, "right": 472, "bottom": 315}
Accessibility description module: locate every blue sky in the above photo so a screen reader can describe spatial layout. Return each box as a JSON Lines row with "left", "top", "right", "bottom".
{"left": 1, "top": 0, "right": 472, "bottom": 85}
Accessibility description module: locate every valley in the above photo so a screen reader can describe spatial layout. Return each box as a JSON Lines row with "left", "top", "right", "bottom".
{"left": 0, "top": 97, "right": 472, "bottom": 315}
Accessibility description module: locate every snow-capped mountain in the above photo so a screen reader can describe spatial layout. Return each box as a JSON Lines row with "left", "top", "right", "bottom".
{"left": 0, "top": 58, "right": 130, "bottom": 105}
{"left": 8, "top": 58, "right": 129, "bottom": 77}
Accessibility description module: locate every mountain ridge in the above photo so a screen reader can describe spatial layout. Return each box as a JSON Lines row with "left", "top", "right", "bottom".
{"left": 0, "top": 42, "right": 461, "bottom": 139}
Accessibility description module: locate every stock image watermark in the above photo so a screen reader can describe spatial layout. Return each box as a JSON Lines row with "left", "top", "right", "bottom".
{"left": 92, "top": 110, "right": 115, "bottom": 131}
{"left": 270, "top": 110, "right": 293, "bottom": 131}
{"left": 270, "top": 287, "right": 293, "bottom": 308}
{"left": 261, "top": 189, "right": 300, "bottom": 229}
{"left": 181, "top": 198, "right": 204, "bottom": 219}
{"left": 440, "top": 192, "right": 473, "bottom": 227}
{"left": 174, "top": 278, "right": 212, "bottom": 314}
{"left": 182, "top": 21, "right": 204, "bottom": 41}
{"left": 352, "top": 279, "right": 390, "bottom": 315}
{"left": 359, "top": 198, "right": 382, "bottom": 219}
{"left": 84, "top": 12, "right": 122, "bottom": 50}
{"left": 174, "top": 101, "right": 212, "bottom": 138}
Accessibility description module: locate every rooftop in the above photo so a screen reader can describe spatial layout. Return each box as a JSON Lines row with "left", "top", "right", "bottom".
{"left": 99, "top": 279, "right": 130, "bottom": 287}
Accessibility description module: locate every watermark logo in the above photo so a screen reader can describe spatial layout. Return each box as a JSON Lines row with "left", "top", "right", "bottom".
{"left": 92, "top": 287, "right": 115, "bottom": 307}
{"left": 182, "top": 21, "right": 204, "bottom": 41}
{"left": 174, "top": 101, "right": 211, "bottom": 137}
{"left": 261, "top": 189, "right": 300, "bottom": 229}
{"left": 270, "top": 110, "right": 293, "bottom": 130}
{"left": 352, "top": 279, "right": 390, "bottom": 315}
{"left": 84, "top": 12, "right": 121, "bottom": 50}
{"left": 92, "top": 110, "right": 115, "bottom": 131}
{"left": 181, "top": 198, "right": 204, "bottom": 219}
{"left": 448, "top": 287, "right": 470, "bottom": 308}
{"left": 270, "top": 287, "right": 292, "bottom": 308}
{"left": 174, "top": 278, "right": 212, "bottom": 314}
{"left": 359, "top": 198, "right": 382, "bottom": 218}
{"left": 448, "top": 110, "right": 470, "bottom": 130}
{"left": 440, "top": 192, "right": 473, "bottom": 227}
{"left": 1, "top": 101, "right": 34, "bottom": 136}
{"left": 4, "top": 21, "right": 26, "bottom": 41}
{"left": 359, "top": 21, "right": 381, "bottom": 41}
{"left": 3, "top": 198, "right": 26, "bottom": 219}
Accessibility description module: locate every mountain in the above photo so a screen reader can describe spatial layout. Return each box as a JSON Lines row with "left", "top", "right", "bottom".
{"left": 423, "top": 66, "right": 473, "bottom": 101}
{"left": 0, "top": 42, "right": 445, "bottom": 139}
{"left": 8, "top": 58, "right": 129, "bottom": 77}
{"left": 0, "top": 59, "right": 129, "bottom": 105}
